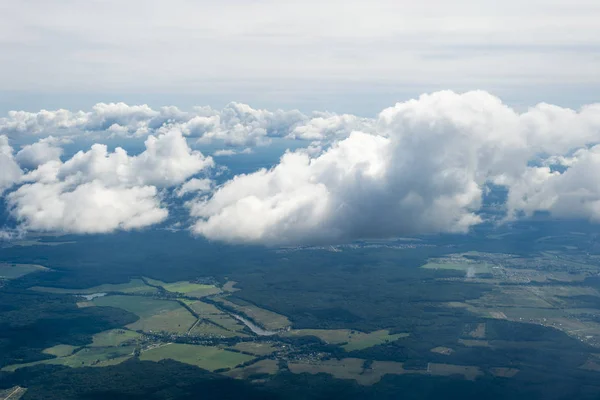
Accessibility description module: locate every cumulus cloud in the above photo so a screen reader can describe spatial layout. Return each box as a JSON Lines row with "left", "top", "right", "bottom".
{"left": 504, "top": 146, "right": 600, "bottom": 221}
{"left": 0, "top": 135, "right": 22, "bottom": 194}
{"left": 5, "top": 90, "right": 600, "bottom": 242}
{"left": 1, "top": 102, "right": 365, "bottom": 146}
{"left": 176, "top": 178, "right": 213, "bottom": 197}
{"left": 15, "top": 136, "right": 64, "bottom": 169}
{"left": 190, "top": 90, "right": 600, "bottom": 245}
{"left": 0, "top": 104, "right": 191, "bottom": 138}
{"left": 7, "top": 130, "right": 212, "bottom": 233}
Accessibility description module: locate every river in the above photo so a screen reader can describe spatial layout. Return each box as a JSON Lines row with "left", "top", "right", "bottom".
{"left": 231, "top": 314, "right": 279, "bottom": 336}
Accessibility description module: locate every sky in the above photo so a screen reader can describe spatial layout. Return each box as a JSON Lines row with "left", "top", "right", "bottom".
{"left": 1, "top": 1, "right": 600, "bottom": 245}
{"left": 1, "top": 0, "right": 600, "bottom": 113}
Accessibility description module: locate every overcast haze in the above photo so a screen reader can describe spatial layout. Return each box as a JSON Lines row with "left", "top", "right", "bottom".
{"left": 2, "top": 0, "right": 600, "bottom": 112}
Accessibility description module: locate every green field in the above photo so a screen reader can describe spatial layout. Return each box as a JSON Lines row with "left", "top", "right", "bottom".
{"left": 190, "top": 322, "right": 244, "bottom": 338}
{"left": 144, "top": 278, "right": 221, "bottom": 298}
{"left": 225, "top": 359, "right": 279, "bottom": 379}
{"left": 3, "top": 346, "right": 135, "bottom": 372}
{"left": 288, "top": 359, "right": 482, "bottom": 385}
{"left": 222, "top": 281, "right": 240, "bottom": 292}
{"left": 282, "top": 329, "right": 408, "bottom": 351}
{"left": 230, "top": 342, "right": 277, "bottom": 356}
{"left": 186, "top": 300, "right": 224, "bottom": 315}
{"left": 42, "top": 344, "right": 79, "bottom": 357}
{"left": 215, "top": 298, "right": 290, "bottom": 330}
{"left": 288, "top": 358, "right": 413, "bottom": 386}
{"left": 92, "top": 295, "right": 196, "bottom": 334}
{"left": 90, "top": 329, "right": 142, "bottom": 347}
{"left": 0, "top": 263, "right": 48, "bottom": 279}
{"left": 139, "top": 344, "right": 254, "bottom": 371}
{"left": 30, "top": 279, "right": 157, "bottom": 295}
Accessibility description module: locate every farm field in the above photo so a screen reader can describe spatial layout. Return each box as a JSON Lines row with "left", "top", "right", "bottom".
{"left": 29, "top": 279, "right": 157, "bottom": 295}
{"left": 92, "top": 295, "right": 196, "bottom": 334}
{"left": 186, "top": 300, "right": 223, "bottom": 315}
{"left": 282, "top": 329, "right": 408, "bottom": 351}
{"left": 2, "top": 346, "right": 135, "bottom": 372}
{"left": 222, "top": 281, "right": 240, "bottom": 292}
{"left": 42, "top": 344, "right": 78, "bottom": 357}
{"left": 90, "top": 329, "right": 142, "bottom": 347}
{"left": 229, "top": 342, "right": 277, "bottom": 356}
{"left": 139, "top": 344, "right": 254, "bottom": 371}
{"left": 190, "top": 322, "right": 242, "bottom": 338}
{"left": 215, "top": 297, "right": 291, "bottom": 330}
{"left": 225, "top": 359, "right": 279, "bottom": 379}
{"left": 0, "top": 263, "right": 48, "bottom": 279}
{"left": 427, "top": 363, "right": 483, "bottom": 381}
{"left": 144, "top": 278, "right": 222, "bottom": 298}
{"left": 288, "top": 358, "right": 426, "bottom": 386}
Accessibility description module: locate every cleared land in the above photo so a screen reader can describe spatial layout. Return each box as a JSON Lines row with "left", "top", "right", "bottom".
{"left": 230, "top": 342, "right": 277, "bottom": 356}
{"left": 139, "top": 343, "right": 254, "bottom": 371}
{"left": 282, "top": 329, "right": 408, "bottom": 351}
{"left": 90, "top": 329, "right": 142, "bottom": 347}
{"left": 186, "top": 300, "right": 223, "bottom": 315}
{"left": 223, "top": 281, "right": 240, "bottom": 292}
{"left": 30, "top": 279, "right": 157, "bottom": 295}
{"left": 42, "top": 344, "right": 79, "bottom": 357}
{"left": 0, "top": 263, "right": 48, "bottom": 279}
{"left": 428, "top": 363, "right": 483, "bottom": 381}
{"left": 190, "top": 322, "right": 246, "bottom": 338}
{"left": 215, "top": 298, "right": 290, "bottom": 331}
{"left": 92, "top": 295, "right": 196, "bottom": 334}
{"left": 288, "top": 358, "right": 428, "bottom": 386}
{"left": 144, "top": 278, "right": 222, "bottom": 298}
{"left": 225, "top": 359, "right": 279, "bottom": 379}
{"left": 2, "top": 346, "right": 135, "bottom": 372}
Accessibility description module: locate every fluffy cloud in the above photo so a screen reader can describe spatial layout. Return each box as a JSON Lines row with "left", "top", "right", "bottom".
{"left": 15, "top": 136, "right": 64, "bottom": 169}
{"left": 0, "top": 135, "right": 22, "bottom": 194}
{"left": 7, "top": 130, "right": 212, "bottom": 233}
{"left": 8, "top": 181, "right": 167, "bottom": 234}
{"left": 176, "top": 178, "right": 213, "bottom": 197}
{"left": 190, "top": 91, "right": 600, "bottom": 245}
{"left": 5, "top": 90, "right": 600, "bottom": 242}
{"left": 0, "top": 104, "right": 191, "bottom": 137}
{"left": 504, "top": 146, "right": 600, "bottom": 221}
{"left": 1, "top": 102, "right": 364, "bottom": 146}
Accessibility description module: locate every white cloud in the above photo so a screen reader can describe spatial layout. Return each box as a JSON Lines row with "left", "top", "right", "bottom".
{"left": 0, "top": 135, "right": 22, "bottom": 195}
{"left": 176, "top": 178, "right": 213, "bottom": 197}
{"left": 4, "top": 90, "right": 600, "bottom": 241}
{"left": 504, "top": 146, "right": 600, "bottom": 221}
{"left": 190, "top": 90, "right": 600, "bottom": 245}
{"left": 7, "top": 130, "right": 212, "bottom": 234}
{"left": 8, "top": 181, "right": 167, "bottom": 234}
{"left": 16, "top": 136, "right": 64, "bottom": 169}
{"left": 288, "top": 113, "right": 375, "bottom": 141}
{"left": 213, "top": 148, "right": 253, "bottom": 157}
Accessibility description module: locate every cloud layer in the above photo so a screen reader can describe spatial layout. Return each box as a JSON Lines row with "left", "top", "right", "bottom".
{"left": 3, "top": 90, "right": 600, "bottom": 242}
{"left": 190, "top": 91, "right": 600, "bottom": 244}
{"left": 0, "top": 102, "right": 356, "bottom": 147}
